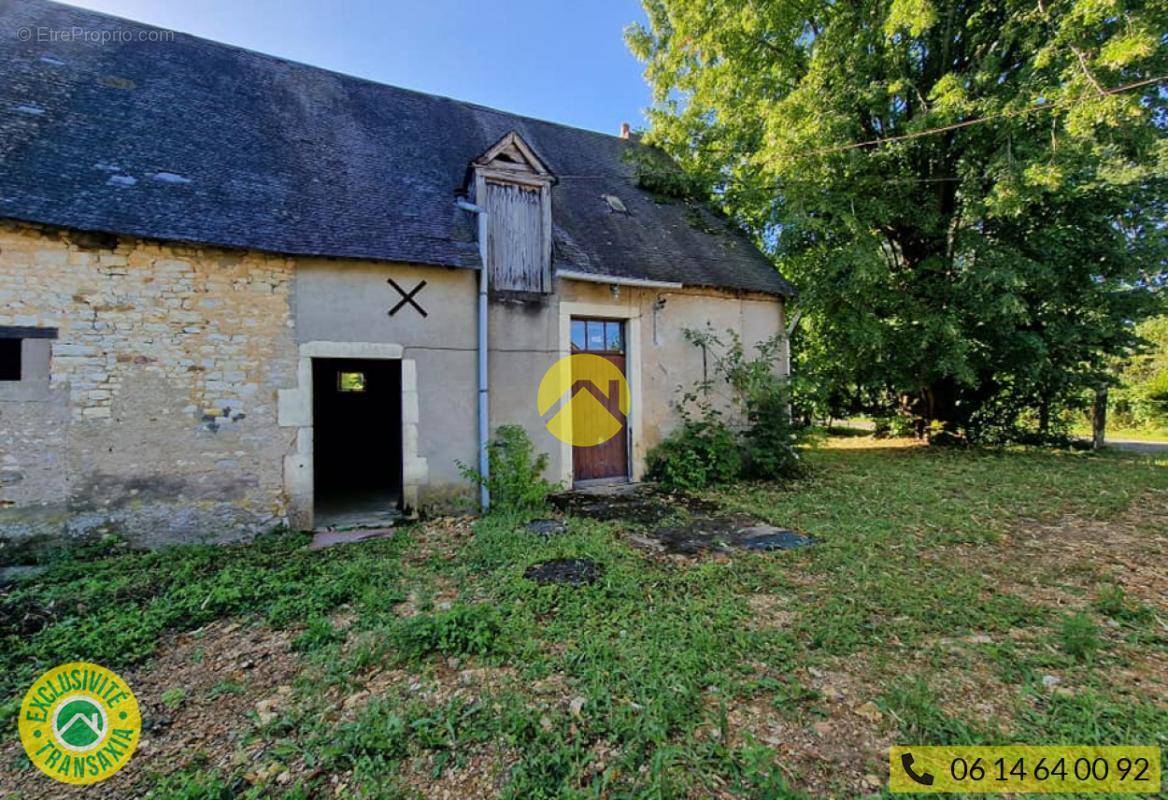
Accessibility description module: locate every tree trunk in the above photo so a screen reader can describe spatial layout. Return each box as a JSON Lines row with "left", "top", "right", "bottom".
{"left": 898, "top": 392, "right": 929, "bottom": 438}
{"left": 1092, "top": 387, "right": 1108, "bottom": 449}
{"left": 924, "top": 378, "right": 963, "bottom": 442}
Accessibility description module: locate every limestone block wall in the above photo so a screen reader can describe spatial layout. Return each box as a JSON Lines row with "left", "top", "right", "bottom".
{"left": 0, "top": 218, "right": 790, "bottom": 548}
{"left": 0, "top": 221, "right": 298, "bottom": 549}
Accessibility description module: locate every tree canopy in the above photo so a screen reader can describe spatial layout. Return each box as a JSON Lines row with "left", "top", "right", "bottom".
{"left": 628, "top": 0, "right": 1167, "bottom": 439}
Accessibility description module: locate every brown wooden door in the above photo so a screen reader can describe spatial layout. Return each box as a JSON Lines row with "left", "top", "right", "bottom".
{"left": 570, "top": 318, "right": 629, "bottom": 482}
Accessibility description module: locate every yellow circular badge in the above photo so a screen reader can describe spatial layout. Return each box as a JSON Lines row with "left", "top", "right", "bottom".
{"left": 537, "top": 353, "right": 630, "bottom": 446}
{"left": 18, "top": 662, "right": 141, "bottom": 785}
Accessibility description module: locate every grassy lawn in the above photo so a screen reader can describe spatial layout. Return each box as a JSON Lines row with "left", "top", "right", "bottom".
{"left": 839, "top": 415, "right": 1168, "bottom": 443}
{"left": 1, "top": 439, "right": 1165, "bottom": 798}
{"left": 1068, "top": 424, "right": 1168, "bottom": 443}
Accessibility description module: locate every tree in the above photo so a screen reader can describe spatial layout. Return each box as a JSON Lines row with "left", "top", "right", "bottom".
{"left": 627, "top": 0, "right": 1167, "bottom": 440}
{"left": 1111, "top": 313, "right": 1168, "bottom": 427}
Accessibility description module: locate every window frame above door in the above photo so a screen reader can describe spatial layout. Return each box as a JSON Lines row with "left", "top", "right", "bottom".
{"left": 570, "top": 318, "right": 625, "bottom": 354}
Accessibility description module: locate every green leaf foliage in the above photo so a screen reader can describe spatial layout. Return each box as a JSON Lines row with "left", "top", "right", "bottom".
{"left": 1110, "top": 313, "right": 1168, "bottom": 427}
{"left": 628, "top": 0, "right": 1167, "bottom": 440}
{"left": 647, "top": 327, "right": 801, "bottom": 489}
{"left": 460, "top": 424, "right": 557, "bottom": 515}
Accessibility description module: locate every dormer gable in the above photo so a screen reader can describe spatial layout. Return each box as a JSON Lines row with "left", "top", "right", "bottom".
{"left": 469, "top": 132, "right": 554, "bottom": 294}
{"left": 473, "top": 131, "right": 553, "bottom": 185}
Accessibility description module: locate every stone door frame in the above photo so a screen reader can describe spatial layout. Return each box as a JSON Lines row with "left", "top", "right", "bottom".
{"left": 556, "top": 301, "right": 643, "bottom": 486}
{"left": 277, "top": 341, "right": 426, "bottom": 530}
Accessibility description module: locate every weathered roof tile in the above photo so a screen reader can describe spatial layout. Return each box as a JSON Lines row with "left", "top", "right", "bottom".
{"left": 0, "top": 0, "right": 794, "bottom": 296}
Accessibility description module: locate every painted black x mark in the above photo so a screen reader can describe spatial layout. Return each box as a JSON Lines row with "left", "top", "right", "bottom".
{"left": 387, "top": 278, "right": 428, "bottom": 318}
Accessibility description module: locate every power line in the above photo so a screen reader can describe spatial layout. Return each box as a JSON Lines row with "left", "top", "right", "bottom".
{"left": 798, "top": 75, "right": 1168, "bottom": 157}
{"left": 549, "top": 76, "right": 1165, "bottom": 195}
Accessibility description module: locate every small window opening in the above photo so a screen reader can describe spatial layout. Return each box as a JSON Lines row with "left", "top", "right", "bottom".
{"left": 338, "top": 371, "right": 367, "bottom": 393}
{"left": 573, "top": 319, "right": 624, "bottom": 354}
{"left": 0, "top": 339, "right": 20, "bottom": 381}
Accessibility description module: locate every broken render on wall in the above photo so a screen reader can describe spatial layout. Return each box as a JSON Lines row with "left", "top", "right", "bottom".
{"left": 0, "top": 0, "right": 795, "bottom": 550}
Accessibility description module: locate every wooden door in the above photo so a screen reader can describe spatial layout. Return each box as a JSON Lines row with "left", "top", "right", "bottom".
{"left": 570, "top": 318, "right": 629, "bottom": 482}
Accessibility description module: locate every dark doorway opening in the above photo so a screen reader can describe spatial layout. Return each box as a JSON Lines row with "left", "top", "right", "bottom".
{"left": 313, "top": 358, "right": 403, "bottom": 530}
{"left": 0, "top": 338, "right": 20, "bottom": 381}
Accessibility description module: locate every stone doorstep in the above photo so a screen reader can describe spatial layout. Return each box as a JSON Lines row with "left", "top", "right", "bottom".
{"left": 308, "top": 527, "right": 396, "bottom": 551}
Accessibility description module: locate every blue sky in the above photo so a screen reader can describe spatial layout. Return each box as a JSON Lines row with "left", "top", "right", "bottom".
{"left": 67, "top": 0, "right": 653, "bottom": 136}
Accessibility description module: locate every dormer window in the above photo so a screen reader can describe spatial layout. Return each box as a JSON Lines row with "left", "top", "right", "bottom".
{"left": 470, "top": 132, "right": 554, "bottom": 294}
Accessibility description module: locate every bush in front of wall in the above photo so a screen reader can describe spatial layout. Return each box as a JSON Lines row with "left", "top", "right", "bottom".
{"left": 742, "top": 382, "right": 802, "bottom": 481}
{"left": 646, "top": 415, "right": 742, "bottom": 493}
{"left": 460, "top": 424, "right": 556, "bottom": 515}
{"left": 647, "top": 326, "right": 802, "bottom": 491}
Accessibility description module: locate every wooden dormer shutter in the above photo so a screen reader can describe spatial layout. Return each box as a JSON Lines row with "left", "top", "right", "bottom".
{"left": 486, "top": 181, "right": 545, "bottom": 292}
{"left": 471, "top": 132, "right": 554, "bottom": 294}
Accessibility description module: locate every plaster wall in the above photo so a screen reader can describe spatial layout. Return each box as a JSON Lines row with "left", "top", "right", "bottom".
{"left": 1, "top": 218, "right": 786, "bottom": 548}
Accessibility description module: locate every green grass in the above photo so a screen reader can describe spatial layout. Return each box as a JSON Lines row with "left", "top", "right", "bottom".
{"left": 1069, "top": 424, "right": 1168, "bottom": 442}
{"left": 0, "top": 528, "right": 409, "bottom": 708}
{"left": 2, "top": 441, "right": 1165, "bottom": 798}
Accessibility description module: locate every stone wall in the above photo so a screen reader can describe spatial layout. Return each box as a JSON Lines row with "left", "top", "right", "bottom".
{"left": 1, "top": 219, "right": 790, "bottom": 549}
{"left": 0, "top": 221, "right": 298, "bottom": 551}
{"left": 503, "top": 280, "right": 788, "bottom": 486}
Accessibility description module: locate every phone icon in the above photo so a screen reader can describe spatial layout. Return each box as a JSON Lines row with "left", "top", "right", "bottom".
{"left": 901, "top": 753, "right": 935, "bottom": 786}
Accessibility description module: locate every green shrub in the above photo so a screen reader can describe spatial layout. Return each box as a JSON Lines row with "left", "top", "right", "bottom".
{"left": 391, "top": 603, "right": 503, "bottom": 660}
{"left": 461, "top": 425, "right": 555, "bottom": 514}
{"left": 742, "top": 382, "right": 802, "bottom": 480}
{"left": 873, "top": 410, "right": 917, "bottom": 437}
{"left": 1106, "top": 315, "right": 1168, "bottom": 430}
{"left": 1058, "top": 612, "right": 1101, "bottom": 662}
{"left": 648, "top": 327, "right": 800, "bottom": 490}
{"left": 647, "top": 418, "right": 742, "bottom": 492}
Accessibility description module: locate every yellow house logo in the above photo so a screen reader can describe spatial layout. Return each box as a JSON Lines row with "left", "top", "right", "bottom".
{"left": 537, "top": 354, "right": 630, "bottom": 446}
{"left": 18, "top": 662, "right": 141, "bottom": 785}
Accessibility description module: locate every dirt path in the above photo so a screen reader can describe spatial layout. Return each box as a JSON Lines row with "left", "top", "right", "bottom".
{"left": 1100, "top": 439, "right": 1168, "bottom": 454}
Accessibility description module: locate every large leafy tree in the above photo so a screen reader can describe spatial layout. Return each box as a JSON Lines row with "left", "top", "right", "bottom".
{"left": 1111, "top": 313, "right": 1168, "bottom": 424}
{"left": 628, "top": 0, "right": 1167, "bottom": 439}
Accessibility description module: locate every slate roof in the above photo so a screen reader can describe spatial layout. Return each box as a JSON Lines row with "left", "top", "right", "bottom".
{"left": 0, "top": 0, "right": 794, "bottom": 296}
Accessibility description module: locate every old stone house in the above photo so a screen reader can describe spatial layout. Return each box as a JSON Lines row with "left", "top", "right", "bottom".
{"left": 0, "top": 0, "right": 794, "bottom": 547}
